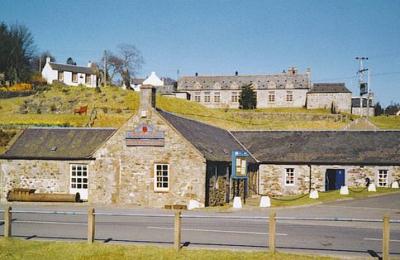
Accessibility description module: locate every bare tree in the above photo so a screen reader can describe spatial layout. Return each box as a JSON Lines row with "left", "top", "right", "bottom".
{"left": 117, "top": 44, "right": 144, "bottom": 78}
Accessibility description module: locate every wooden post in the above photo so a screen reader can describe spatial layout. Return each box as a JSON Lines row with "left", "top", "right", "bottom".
{"left": 4, "top": 206, "right": 12, "bottom": 238}
{"left": 87, "top": 208, "right": 95, "bottom": 244}
{"left": 174, "top": 210, "right": 181, "bottom": 251}
{"left": 269, "top": 210, "right": 276, "bottom": 253}
{"left": 382, "top": 214, "right": 390, "bottom": 260}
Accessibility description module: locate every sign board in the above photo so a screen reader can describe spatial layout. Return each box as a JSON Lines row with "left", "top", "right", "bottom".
{"left": 360, "top": 82, "right": 368, "bottom": 96}
{"left": 231, "top": 150, "right": 249, "bottom": 179}
{"left": 126, "top": 123, "right": 165, "bottom": 147}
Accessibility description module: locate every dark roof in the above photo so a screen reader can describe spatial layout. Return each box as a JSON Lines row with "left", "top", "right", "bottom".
{"left": 309, "top": 83, "right": 351, "bottom": 93}
{"left": 49, "top": 63, "right": 96, "bottom": 74}
{"left": 231, "top": 131, "right": 400, "bottom": 165}
{"left": 352, "top": 98, "right": 374, "bottom": 108}
{"left": 177, "top": 72, "right": 311, "bottom": 90}
{"left": 158, "top": 110, "right": 248, "bottom": 162}
{"left": 131, "top": 78, "right": 145, "bottom": 85}
{"left": 1, "top": 128, "right": 116, "bottom": 160}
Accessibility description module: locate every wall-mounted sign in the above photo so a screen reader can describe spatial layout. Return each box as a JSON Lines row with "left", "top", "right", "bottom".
{"left": 231, "top": 150, "right": 249, "bottom": 179}
{"left": 126, "top": 123, "right": 165, "bottom": 147}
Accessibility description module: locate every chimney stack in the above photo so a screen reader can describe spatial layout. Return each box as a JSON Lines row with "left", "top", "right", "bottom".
{"left": 46, "top": 57, "right": 51, "bottom": 63}
{"left": 139, "top": 84, "right": 156, "bottom": 118}
{"left": 88, "top": 61, "right": 92, "bottom": 67}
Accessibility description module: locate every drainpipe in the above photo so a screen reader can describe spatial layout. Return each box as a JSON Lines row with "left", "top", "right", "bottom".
{"left": 308, "top": 164, "right": 312, "bottom": 193}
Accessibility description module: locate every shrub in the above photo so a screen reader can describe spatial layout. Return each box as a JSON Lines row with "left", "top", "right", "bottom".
{"left": 1, "top": 83, "right": 32, "bottom": 92}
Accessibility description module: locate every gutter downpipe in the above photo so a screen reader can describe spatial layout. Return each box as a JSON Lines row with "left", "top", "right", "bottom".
{"left": 308, "top": 164, "right": 312, "bottom": 193}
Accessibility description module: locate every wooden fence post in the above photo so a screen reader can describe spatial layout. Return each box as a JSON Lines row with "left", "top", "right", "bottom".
{"left": 4, "top": 206, "right": 12, "bottom": 238}
{"left": 87, "top": 207, "right": 95, "bottom": 244}
{"left": 174, "top": 210, "right": 181, "bottom": 251}
{"left": 382, "top": 214, "right": 390, "bottom": 260}
{"left": 269, "top": 210, "right": 276, "bottom": 253}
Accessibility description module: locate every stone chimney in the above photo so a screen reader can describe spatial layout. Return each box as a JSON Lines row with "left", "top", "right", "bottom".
{"left": 46, "top": 57, "right": 51, "bottom": 63}
{"left": 139, "top": 84, "right": 156, "bottom": 118}
{"left": 88, "top": 61, "right": 92, "bottom": 67}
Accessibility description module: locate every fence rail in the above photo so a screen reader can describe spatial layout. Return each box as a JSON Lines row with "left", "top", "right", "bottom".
{"left": 1, "top": 206, "right": 397, "bottom": 260}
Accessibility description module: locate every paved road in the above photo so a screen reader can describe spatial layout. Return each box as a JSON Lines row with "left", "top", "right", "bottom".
{"left": 1, "top": 193, "right": 400, "bottom": 259}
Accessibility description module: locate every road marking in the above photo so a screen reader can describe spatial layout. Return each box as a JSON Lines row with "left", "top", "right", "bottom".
{"left": 364, "top": 238, "right": 400, "bottom": 243}
{"left": 322, "top": 205, "right": 399, "bottom": 211}
{"left": 147, "top": 226, "right": 287, "bottom": 236}
{"left": 14, "top": 220, "right": 86, "bottom": 226}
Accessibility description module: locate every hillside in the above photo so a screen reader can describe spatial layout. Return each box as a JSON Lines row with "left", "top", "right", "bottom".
{"left": 0, "top": 84, "right": 399, "bottom": 153}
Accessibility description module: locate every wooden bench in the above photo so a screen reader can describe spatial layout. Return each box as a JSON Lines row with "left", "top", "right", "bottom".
{"left": 74, "top": 105, "right": 88, "bottom": 115}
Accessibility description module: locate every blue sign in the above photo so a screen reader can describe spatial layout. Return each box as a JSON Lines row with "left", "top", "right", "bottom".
{"left": 231, "top": 150, "right": 249, "bottom": 179}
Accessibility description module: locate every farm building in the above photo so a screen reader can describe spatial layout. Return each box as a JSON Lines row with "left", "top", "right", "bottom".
{"left": 0, "top": 86, "right": 399, "bottom": 207}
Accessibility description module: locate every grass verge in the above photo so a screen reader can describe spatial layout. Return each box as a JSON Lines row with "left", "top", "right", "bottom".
{"left": 0, "top": 238, "right": 335, "bottom": 260}
{"left": 270, "top": 188, "right": 400, "bottom": 207}
{"left": 370, "top": 116, "right": 400, "bottom": 129}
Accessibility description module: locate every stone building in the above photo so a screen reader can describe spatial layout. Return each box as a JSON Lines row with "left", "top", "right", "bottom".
{"left": 0, "top": 85, "right": 252, "bottom": 207}
{"left": 177, "top": 67, "right": 312, "bottom": 109}
{"left": 233, "top": 131, "right": 400, "bottom": 195}
{"left": 306, "top": 83, "right": 352, "bottom": 113}
{"left": 0, "top": 86, "right": 398, "bottom": 207}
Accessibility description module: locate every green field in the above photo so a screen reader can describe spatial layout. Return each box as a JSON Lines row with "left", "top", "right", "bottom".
{"left": 0, "top": 238, "right": 334, "bottom": 260}
{"left": 370, "top": 115, "right": 400, "bottom": 129}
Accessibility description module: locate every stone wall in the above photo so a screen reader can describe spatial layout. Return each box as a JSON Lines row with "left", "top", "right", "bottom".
{"left": 91, "top": 111, "right": 207, "bottom": 207}
{"left": 0, "top": 159, "right": 92, "bottom": 202}
{"left": 259, "top": 164, "right": 400, "bottom": 195}
{"left": 351, "top": 107, "right": 375, "bottom": 117}
{"left": 306, "top": 92, "right": 352, "bottom": 113}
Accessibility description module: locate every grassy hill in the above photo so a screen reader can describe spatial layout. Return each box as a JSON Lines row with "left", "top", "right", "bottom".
{"left": 0, "top": 83, "right": 399, "bottom": 153}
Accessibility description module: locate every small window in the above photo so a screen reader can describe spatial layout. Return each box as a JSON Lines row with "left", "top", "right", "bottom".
{"left": 285, "top": 168, "right": 295, "bottom": 186}
{"left": 58, "top": 71, "right": 64, "bottom": 82}
{"left": 154, "top": 164, "right": 169, "bottom": 192}
{"left": 204, "top": 92, "right": 211, "bottom": 102}
{"left": 268, "top": 91, "right": 275, "bottom": 102}
{"left": 287, "top": 91, "right": 293, "bottom": 102}
{"left": 85, "top": 74, "right": 91, "bottom": 85}
{"left": 72, "top": 72, "right": 78, "bottom": 83}
{"left": 214, "top": 92, "right": 220, "bottom": 103}
{"left": 231, "top": 92, "right": 239, "bottom": 102}
{"left": 378, "top": 170, "right": 388, "bottom": 187}
{"left": 70, "top": 164, "right": 88, "bottom": 189}
{"left": 194, "top": 92, "right": 201, "bottom": 102}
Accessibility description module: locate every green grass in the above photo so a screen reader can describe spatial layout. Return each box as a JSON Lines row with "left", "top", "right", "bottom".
{"left": 370, "top": 116, "right": 400, "bottom": 129}
{"left": 0, "top": 238, "right": 335, "bottom": 260}
{"left": 269, "top": 188, "right": 400, "bottom": 207}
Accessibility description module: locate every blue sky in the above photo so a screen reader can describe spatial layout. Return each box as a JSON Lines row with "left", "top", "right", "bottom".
{"left": 1, "top": 0, "right": 399, "bottom": 105}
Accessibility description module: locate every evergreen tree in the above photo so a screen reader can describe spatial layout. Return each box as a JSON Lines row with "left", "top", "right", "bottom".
{"left": 239, "top": 84, "right": 257, "bottom": 109}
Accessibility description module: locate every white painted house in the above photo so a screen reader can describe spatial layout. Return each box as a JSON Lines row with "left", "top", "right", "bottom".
{"left": 42, "top": 57, "right": 97, "bottom": 87}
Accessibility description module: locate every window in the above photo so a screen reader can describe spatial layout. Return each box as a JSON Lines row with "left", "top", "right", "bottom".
{"left": 214, "top": 92, "right": 220, "bottom": 103}
{"left": 72, "top": 72, "right": 78, "bottom": 83}
{"left": 268, "top": 91, "right": 275, "bottom": 102}
{"left": 194, "top": 92, "right": 201, "bottom": 102}
{"left": 231, "top": 92, "right": 239, "bottom": 102}
{"left": 378, "top": 170, "right": 388, "bottom": 187}
{"left": 85, "top": 74, "right": 91, "bottom": 85}
{"left": 70, "top": 164, "right": 88, "bottom": 189}
{"left": 204, "top": 92, "right": 211, "bottom": 102}
{"left": 285, "top": 168, "right": 295, "bottom": 186}
{"left": 58, "top": 71, "right": 64, "bottom": 82}
{"left": 154, "top": 164, "right": 169, "bottom": 191}
{"left": 286, "top": 91, "right": 293, "bottom": 102}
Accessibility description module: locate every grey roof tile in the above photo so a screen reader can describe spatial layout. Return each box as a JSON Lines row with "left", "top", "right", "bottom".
{"left": 49, "top": 63, "right": 96, "bottom": 74}
{"left": 309, "top": 83, "right": 352, "bottom": 93}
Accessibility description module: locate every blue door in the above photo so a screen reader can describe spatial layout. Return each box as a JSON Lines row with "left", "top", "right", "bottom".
{"left": 335, "top": 169, "right": 345, "bottom": 190}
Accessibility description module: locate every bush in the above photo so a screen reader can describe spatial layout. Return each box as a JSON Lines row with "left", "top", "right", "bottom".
{"left": 0, "top": 83, "right": 32, "bottom": 92}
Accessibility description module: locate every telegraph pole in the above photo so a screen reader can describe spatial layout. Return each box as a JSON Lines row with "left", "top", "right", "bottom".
{"left": 355, "top": 57, "right": 368, "bottom": 117}
{"left": 103, "top": 50, "right": 107, "bottom": 87}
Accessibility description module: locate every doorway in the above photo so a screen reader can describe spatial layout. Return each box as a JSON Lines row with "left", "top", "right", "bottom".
{"left": 325, "top": 169, "right": 345, "bottom": 191}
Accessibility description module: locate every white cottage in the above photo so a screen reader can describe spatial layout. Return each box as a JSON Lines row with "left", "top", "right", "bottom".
{"left": 41, "top": 57, "right": 97, "bottom": 87}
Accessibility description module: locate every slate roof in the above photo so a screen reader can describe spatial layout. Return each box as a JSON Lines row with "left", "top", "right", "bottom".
{"left": 309, "top": 83, "right": 351, "bottom": 93}
{"left": 0, "top": 128, "right": 116, "bottom": 160}
{"left": 352, "top": 98, "right": 374, "bottom": 108}
{"left": 231, "top": 131, "right": 400, "bottom": 165}
{"left": 177, "top": 73, "right": 310, "bottom": 90}
{"left": 157, "top": 110, "right": 249, "bottom": 162}
{"left": 49, "top": 63, "right": 96, "bottom": 74}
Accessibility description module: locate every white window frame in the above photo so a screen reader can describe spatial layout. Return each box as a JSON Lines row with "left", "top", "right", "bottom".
{"left": 194, "top": 92, "right": 201, "bottom": 102}
{"left": 214, "top": 92, "right": 220, "bottom": 103}
{"left": 154, "top": 164, "right": 169, "bottom": 192}
{"left": 269, "top": 91, "right": 275, "bottom": 102}
{"left": 377, "top": 169, "right": 388, "bottom": 187}
{"left": 286, "top": 91, "right": 293, "bottom": 102}
{"left": 70, "top": 164, "right": 88, "bottom": 200}
{"left": 204, "top": 92, "right": 211, "bottom": 103}
{"left": 231, "top": 92, "right": 238, "bottom": 102}
{"left": 285, "top": 168, "right": 295, "bottom": 186}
